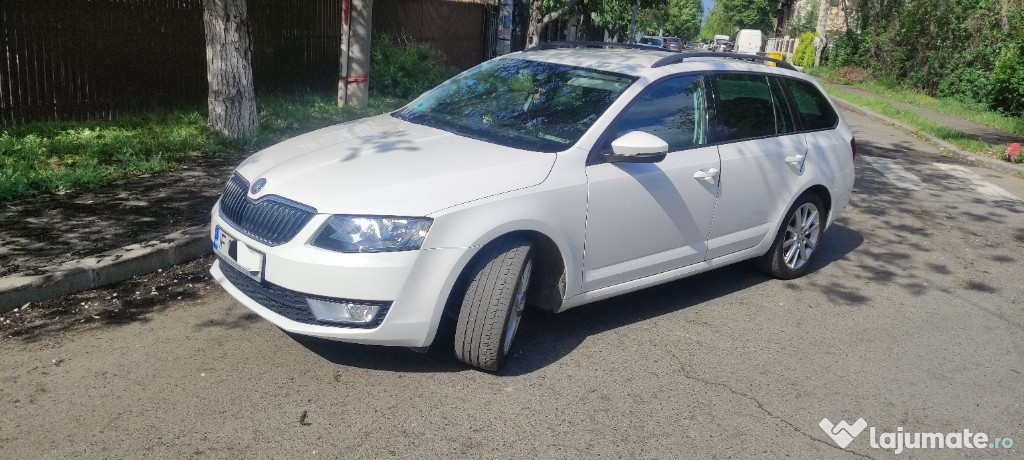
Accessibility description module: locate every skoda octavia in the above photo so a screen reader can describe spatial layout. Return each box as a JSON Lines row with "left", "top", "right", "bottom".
{"left": 210, "top": 46, "right": 856, "bottom": 371}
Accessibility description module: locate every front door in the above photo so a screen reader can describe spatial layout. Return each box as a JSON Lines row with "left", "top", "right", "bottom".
{"left": 583, "top": 75, "right": 720, "bottom": 292}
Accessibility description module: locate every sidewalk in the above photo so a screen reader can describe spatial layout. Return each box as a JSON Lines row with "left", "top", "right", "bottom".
{"left": 3, "top": 89, "right": 1024, "bottom": 312}
{"left": 0, "top": 155, "right": 242, "bottom": 311}
{"left": 819, "top": 80, "right": 1024, "bottom": 177}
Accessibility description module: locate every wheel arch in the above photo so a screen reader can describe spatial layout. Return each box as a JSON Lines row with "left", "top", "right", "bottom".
{"left": 802, "top": 184, "right": 833, "bottom": 222}
{"left": 443, "top": 228, "right": 569, "bottom": 320}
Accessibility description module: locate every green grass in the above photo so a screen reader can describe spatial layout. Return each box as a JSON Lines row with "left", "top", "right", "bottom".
{"left": 816, "top": 80, "right": 997, "bottom": 155}
{"left": 805, "top": 67, "right": 1024, "bottom": 137}
{"left": 0, "top": 93, "right": 405, "bottom": 202}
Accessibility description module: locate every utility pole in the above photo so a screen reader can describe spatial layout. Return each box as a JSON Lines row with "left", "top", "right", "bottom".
{"left": 339, "top": 0, "right": 373, "bottom": 108}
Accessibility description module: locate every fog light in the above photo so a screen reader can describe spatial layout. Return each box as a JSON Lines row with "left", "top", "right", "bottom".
{"left": 307, "top": 298, "right": 384, "bottom": 325}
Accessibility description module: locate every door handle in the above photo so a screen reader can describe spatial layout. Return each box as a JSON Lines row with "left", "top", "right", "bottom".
{"left": 785, "top": 154, "right": 805, "bottom": 165}
{"left": 693, "top": 168, "right": 719, "bottom": 181}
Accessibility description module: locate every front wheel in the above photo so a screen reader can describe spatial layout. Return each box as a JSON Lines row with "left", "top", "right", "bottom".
{"left": 758, "top": 194, "right": 825, "bottom": 279}
{"left": 454, "top": 236, "right": 534, "bottom": 372}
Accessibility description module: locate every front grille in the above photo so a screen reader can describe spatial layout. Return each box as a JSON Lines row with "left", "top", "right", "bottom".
{"left": 218, "top": 256, "right": 390, "bottom": 329}
{"left": 218, "top": 173, "right": 316, "bottom": 246}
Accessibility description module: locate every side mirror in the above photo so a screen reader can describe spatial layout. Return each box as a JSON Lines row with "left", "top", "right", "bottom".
{"left": 604, "top": 131, "right": 668, "bottom": 163}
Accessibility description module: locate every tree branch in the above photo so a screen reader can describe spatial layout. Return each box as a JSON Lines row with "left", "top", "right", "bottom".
{"left": 540, "top": 0, "right": 581, "bottom": 27}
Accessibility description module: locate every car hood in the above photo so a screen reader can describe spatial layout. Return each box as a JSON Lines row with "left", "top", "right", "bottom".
{"left": 233, "top": 114, "right": 556, "bottom": 216}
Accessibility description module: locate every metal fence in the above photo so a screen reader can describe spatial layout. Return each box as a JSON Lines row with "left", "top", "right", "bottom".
{"left": 373, "top": 0, "right": 488, "bottom": 71}
{"left": 0, "top": 0, "right": 491, "bottom": 127}
{"left": 0, "top": 0, "right": 207, "bottom": 126}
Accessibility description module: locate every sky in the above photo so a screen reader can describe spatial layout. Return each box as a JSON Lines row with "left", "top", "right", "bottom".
{"left": 703, "top": 0, "right": 714, "bottom": 20}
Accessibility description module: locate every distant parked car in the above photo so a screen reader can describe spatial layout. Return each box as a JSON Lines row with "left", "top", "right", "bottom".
{"left": 663, "top": 37, "right": 683, "bottom": 52}
{"left": 638, "top": 36, "right": 665, "bottom": 48}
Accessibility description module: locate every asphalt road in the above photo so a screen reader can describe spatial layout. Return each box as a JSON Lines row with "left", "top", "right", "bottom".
{"left": 2, "top": 110, "right": 1022, "bottom": 459}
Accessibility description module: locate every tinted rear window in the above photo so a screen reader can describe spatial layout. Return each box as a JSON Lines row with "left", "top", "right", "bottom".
{"left": 711, "top": 74, "right": 776, "bottom": 142}
{"left": 783, "top": 78, "right": 838, "bottom": 130}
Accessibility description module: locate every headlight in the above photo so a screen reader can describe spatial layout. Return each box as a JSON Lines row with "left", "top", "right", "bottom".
{"left": 310, "top": 215, "right": 432, "bottom": 253}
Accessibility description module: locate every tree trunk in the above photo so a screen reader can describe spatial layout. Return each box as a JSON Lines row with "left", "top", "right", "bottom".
{"left": 339, "top": 0, "right": 374, "bottom": 108}
{"left": 203, "top": 0, "right": 257, "bottom": 138}
{"left": 526, "top": 0, "right": 579, "bottom": 47}
{"left": 814, "top": 0, "right": 829, "bottom": 37}
{"left": 1001, "top": 0, "right": 1010, "bottom": 31}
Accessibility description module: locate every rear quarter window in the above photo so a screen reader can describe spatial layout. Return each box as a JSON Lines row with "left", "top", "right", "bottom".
{"left": 783, "top": 79, "right": 838, "bottom": 130}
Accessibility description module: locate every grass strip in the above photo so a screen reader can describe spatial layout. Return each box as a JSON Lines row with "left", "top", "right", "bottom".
{"left": 805, "top": 67, "right": 1024, "bottom": 137}
{"left": 0, "top": 93, "right": 405, "bottom": 202}
{"left": 816, "top": 81, "right": 997, "bottom": 155}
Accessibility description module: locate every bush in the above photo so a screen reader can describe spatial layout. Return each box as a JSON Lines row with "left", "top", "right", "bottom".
{"left": 936, "top": 66, "right": 992, "bottom": 105}
{"left": 792, "top": 32, "right": 817, "bottom": 67}
{"left": 989, "top": 43, "right": 1024, "bottom": 116}
{"left": 370, "top": 35, "right": 458, "bottom": 99}
{"left": 828, "top": 30, "right": 862, "bottom": 68}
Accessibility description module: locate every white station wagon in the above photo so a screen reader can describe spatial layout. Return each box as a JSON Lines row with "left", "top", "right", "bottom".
{"left": 210, "top": 45, "right": 856, "bottom": 371}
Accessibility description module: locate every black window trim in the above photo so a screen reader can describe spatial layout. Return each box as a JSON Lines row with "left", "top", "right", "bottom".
{"left": 768, "top": 75, "right": 800, "bottom": 134}
{"left": 585, "top": 71, "right": 840, "bottom": 165}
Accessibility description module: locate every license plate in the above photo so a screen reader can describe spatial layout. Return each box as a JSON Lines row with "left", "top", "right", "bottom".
{"left": 214, "top": 225, "right": 265, "bottom": 281}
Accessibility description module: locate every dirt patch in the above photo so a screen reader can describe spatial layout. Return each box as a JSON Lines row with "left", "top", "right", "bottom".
{"left": 0, "top": 254, "right": 217, "bottom": 341}
{"left": 836, "top": 66, "right": 870, "bottom": 82}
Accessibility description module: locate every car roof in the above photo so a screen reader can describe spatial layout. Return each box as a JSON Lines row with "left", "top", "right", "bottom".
{"left": 507, "top": 48, "right": 802, "bottom": 78}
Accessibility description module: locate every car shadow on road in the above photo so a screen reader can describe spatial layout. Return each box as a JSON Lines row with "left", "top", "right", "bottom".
{"left": 293, "top": 223, "right": 863, "bottom": 376}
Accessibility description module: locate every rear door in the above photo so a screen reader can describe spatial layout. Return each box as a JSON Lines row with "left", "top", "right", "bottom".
{"left": 705, "top": 73, "right": 806, "bottom": 259}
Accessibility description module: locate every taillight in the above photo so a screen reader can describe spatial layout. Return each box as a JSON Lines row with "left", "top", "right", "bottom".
{"left": 851, "top": 137, "right": 857, "bottom": 162}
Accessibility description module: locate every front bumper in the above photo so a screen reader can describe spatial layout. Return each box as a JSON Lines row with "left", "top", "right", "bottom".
{"left": 209, "top": 205, "right": 467, "bottom": 347}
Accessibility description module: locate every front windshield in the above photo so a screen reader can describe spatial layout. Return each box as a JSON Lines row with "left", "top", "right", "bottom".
{"left": 394, "top": 58, "right": 638, "bottom": 153}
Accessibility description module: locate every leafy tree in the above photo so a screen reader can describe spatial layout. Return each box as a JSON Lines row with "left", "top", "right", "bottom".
{"left": 663, "top": 0, "right": 703, "bottom": 39}
{"left": 527, "top": 0, "right": 581, "bottom": 46}
{"left": 699, "top": 2, "right": 734, "bottom": 40}
{"left": 699, "top": 0, "right": 776, "bottom": 40}
{"left": 843, "top": 0, "right": 1024, "bottom": 116}
{"left": 590, "top": 0, "right": 667, "bottom": 40}
{"left": 783, "top": 0, "right": 819, "bottom": 37}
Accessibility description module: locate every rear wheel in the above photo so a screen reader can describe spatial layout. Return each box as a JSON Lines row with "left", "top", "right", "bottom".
{"left": 453, "top": 236, "right": 533, "bottom": 372}
{"left": 758, "top": 194, "right": 824, "bottom": 279}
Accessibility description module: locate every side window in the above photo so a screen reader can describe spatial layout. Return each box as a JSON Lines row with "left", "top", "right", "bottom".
{"left": 605, "top": 75, "right": 707, "bottom": 152}
{"left": 711, "top": 74, "right": 776, "bottom": 142}
{"left": 769, "top": 77, "right": 795, "bottom": 134}
{"left": 783, "top": 78, "right": 839, "bottom": 130}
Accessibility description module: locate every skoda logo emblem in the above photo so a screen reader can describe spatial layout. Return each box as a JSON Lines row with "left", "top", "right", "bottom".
{"left": 250, "top": 178, "right": 267, "bottom": 194}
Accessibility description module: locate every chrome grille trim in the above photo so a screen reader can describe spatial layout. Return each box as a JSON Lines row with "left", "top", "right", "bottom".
{"left": 218, "top": 173, "right": 316, "bottom": 246}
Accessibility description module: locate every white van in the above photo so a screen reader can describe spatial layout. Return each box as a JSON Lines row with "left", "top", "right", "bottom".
{"left": 735, "top": 29, "right": 763, "bottom": 54}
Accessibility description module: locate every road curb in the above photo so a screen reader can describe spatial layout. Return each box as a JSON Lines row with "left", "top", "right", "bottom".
{"left": 0, "top": 225, "right": 211, "bottom": 313}
{"left": 830, "top": 96, "right": 1024, "bottom": 176}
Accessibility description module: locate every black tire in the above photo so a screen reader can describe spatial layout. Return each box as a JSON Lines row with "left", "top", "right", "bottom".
{"left": 758, "top": 193, "right": 825, "bottom": 279}
{"left": 453, "top": 236, "right": 534, "bottom": 372}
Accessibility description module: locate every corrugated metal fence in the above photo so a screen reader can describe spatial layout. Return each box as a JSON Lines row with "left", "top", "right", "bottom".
{"left": 0, "top": 0, "right": 491, "bottom": 127}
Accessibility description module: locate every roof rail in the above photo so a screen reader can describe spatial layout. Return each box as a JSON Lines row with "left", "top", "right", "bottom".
{"left": 651, "top": 51, "right": 796, "bottom": 70}
{"left": 525, "top": 41, "right": 665, "bottom": 52}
